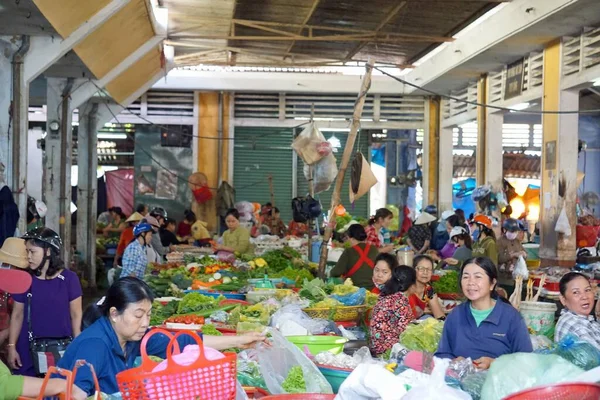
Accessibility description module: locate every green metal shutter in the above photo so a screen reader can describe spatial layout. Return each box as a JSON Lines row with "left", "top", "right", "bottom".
{"left": 296, "top": 130, "right": 370, "bottom": 219}
{"left": 233, "top": 127, "right": 294, "bottom": 222}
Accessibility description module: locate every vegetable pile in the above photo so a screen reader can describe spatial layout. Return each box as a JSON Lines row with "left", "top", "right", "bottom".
{"left": 432, "top": 271, "right": 460, "bottom": 294}
{"left": 177, "top": 293, "right": 225, "bottom": 314}
{"left": 282, "top": 366, "right": 306, "bottom": 394}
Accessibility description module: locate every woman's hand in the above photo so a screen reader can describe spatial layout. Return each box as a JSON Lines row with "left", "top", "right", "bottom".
{"left": 430, "top": 253, "right": 441, "bottom": 262}
{"left": 380, "top": 244, "right": 395, "bottom": 253}
{"left": 444, "top": 258, "right": 458, "bottom": 265}
{"left": 473, "top": 356, "right": 494, "bottom": 370}
{"left": 70, "top": 384, "right": 87, "bottom": 400}
{"left": 8, "top": 345, "right": 22, "bottom": 369}
{"left": 235, "top": 332, "right": 269, "bottom": 349}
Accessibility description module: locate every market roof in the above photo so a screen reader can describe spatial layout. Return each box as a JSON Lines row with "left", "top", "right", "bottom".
{"left": 166, "top": 0, "right": 504, "bottom": 68}
{"left": 454, "top": 153, "right": 541, "bottom": 180}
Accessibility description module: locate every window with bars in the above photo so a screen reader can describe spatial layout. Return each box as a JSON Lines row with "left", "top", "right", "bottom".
{"left": 416, "top": 123, "right": 543, "bottom": 150}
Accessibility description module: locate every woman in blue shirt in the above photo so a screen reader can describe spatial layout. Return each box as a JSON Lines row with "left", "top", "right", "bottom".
{"left": 435, "top": 257, "right": 532, "bottom": 370}
{"left": 58, "top": 277, "right": 267, "bottom": 396}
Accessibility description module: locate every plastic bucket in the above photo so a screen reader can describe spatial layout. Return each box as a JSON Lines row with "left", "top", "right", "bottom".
{"left": 317, "top": 365, "right": 352, "bottom": 394}
{"left": 523, "top": 244, "right": 540, "bottom": 260}
{"left": 519, "top": 301, "right": 557, "bottom": 337}
{"left": 396, "top": 249, "right": 414, "bottom": 266}
{"left": 311, "top": 241, "right": 322, "bottom": 263}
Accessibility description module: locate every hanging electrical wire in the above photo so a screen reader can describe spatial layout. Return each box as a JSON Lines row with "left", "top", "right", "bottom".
{"left": 373, "top": 66, "right": 600, "bottom": 115}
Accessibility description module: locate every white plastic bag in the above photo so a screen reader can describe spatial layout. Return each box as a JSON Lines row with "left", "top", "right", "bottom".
{"left": 555, "top": 206, "right": 571, "bottom": 237}
{"left": 512, "top": 256, "right": 529, "bottom": 280}
{"left": 256, "top": 328, "right": 333, "bottom": 394}
{"left": 336, "top": 363, "right": 411, "bottom": 400}
{"left": 270, "top": 304, "right": 329, "bottom": 335}
{"left": 306, "top": 153, "right": 338, "bottom": 194}
{"left": 402, "top": 358, "right": 472, "bottom": 400}
{"left": 292, "top": 122, "right": 328, "bottom": 165}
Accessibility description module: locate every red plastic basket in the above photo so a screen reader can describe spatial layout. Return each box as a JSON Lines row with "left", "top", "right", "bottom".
{"left": 116, "top": 329, "right": 237, "bottom": 400}
{"left": 18, "top": 360, "right": 101, "bottom": 400}
{"left": 244, "top": 387, "right": 270, "bottom": 399}
{"left": 260, "top": 395, "right": 336, "bottom": 400}
{"left": 504, "top": 383, "right": 600, "bottom": 400}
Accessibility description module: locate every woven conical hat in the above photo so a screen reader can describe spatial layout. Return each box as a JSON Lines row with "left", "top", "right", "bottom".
{"left": 349, "top": 152, "right": 378, "bottom": 203}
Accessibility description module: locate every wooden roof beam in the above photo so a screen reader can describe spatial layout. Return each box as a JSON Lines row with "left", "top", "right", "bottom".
{"left": 283, "top": 0, "right": 322, "bottom": 58}
{"left": 344, "top": 1, "right": 407, "bottom": 62}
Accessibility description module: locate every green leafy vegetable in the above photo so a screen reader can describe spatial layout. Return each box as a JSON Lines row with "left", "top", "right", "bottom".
{"left": 399, "top": 318, "right": 444, "bottom": 353}
{"left": 201, "top": 324, "right": 223, "bottom": 336}
{"left": 282, "top": 366, "right": 306, "bottom": 393}
{"left": 177, "top": 293, "right": 224, "bottom": 314}
{"left": 432, "top": 271, "right": 460, "bottom": 294}
{"left": 298, "top": 278, "right": 329, "bottom": 303}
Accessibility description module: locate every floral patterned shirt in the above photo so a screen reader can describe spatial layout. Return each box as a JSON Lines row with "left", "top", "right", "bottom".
{"left": 370, "top": 291, "right": 414, "bottom": 355}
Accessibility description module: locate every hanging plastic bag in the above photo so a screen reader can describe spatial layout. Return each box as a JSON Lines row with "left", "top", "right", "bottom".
{"left": 256, "top": 328, "right": 333, "bottom": 394}
{"left": 292, "top": 122, "right": 329, "bottom": 165}
{"left": 496, "top": 190, "right": 508, "bottom": 210}
{"left": 331, "top": 287, "right": 367, "bottom": 306}
{"left": 543, "top": 333, "right": 600, "bottom": 371}
{"left": 512, "top": 256, "right": 529, "bottom": 280}
{"left": 399, "top": 319, "right": 444, "bottom": 353}
{"left": 402, "top": 358, "right": 472, "bottom": 400}
{"left": 480, "top": 353, "right": 584, "bottom": 400}
{"left": 307, "top": 153, "right": 338, "bottom": 194}
{"left": 555, "top": 205, "right": 572, "bottom": 237}
{"left": 237, "top": 351, "right": 268, "bottom": 390}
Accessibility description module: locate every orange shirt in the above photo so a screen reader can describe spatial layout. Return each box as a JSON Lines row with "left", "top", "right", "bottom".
{"left": 117, "top": 226, "right": 135, "bottom": 257}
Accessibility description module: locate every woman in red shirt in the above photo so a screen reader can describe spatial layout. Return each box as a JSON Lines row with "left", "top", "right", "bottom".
{"left": 177, "top": 210, "right": 196, "bottom": 240}
{"left": 115, "top": 212, "right": 143, "bottom": 267}
{"left": 365, "top": 208, "right": 395, "bottom": 253}
{"left": 369, "top": 256, "right": 417, "bottom": 355}
{"left": 408, "top": 255, "right": 445, "bottom": 320}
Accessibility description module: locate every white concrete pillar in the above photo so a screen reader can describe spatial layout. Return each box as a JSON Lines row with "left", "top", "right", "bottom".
{"left": 76, "top": 101, "right": 121, "bottom": 288}
{"left": 438, "top": 126, "right": 454, "bottom": 213}
{"left": 484, "top": 111, "right": 504, "bottom": 192}
{"left": 44, "top": 78, "right": 74, "bottom": 264}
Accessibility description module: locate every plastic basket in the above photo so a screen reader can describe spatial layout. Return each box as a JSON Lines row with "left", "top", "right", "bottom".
{"left": 17, "top": 360, "right": 101, "bottom": 400}
{"left": 244, "top": 387, "right": 270, "bottom": 399}
{"left": 116, "top": 329, "right": 237, "bottom": 400}
{"left": 504, "top": 382, "right": 600, "bottom": 400}
{"left": 260, "top": 395, "right": 336, "bottom": 400}
{"left": 303, "top": 305, "right": 367, "bottom": 322}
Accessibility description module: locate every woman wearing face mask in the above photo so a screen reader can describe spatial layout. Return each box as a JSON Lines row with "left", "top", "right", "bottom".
{"left": 497, "top": 218, "right": 527, "bottom": 272}
{"left": 443, "top": 227, "right": 473, "bottom": 269}
{"left": 330, "top": 224, "right": 379, "bottom": 291}
{"left": 471, "top": 215, "right": 498, "bottom": 265}
{"left": 554, "top": 272, "right": 600, "bottom": 350}
{"left": 58, "top": 277, "right": 267, "bottom": 397}
{"left": 121, "top": 222, "right": 154, "bottom": 280}
{"left": 408, "top": 255, "right": 445, "bottom": 320}
{"left": 369, "top": 256, "right": 416, "bottom": 355}
{"left": 436, "top": 257, "right": 532, "bottom": 370}
{"left": 7, "top": 228, "right": 83, "bottom": 377}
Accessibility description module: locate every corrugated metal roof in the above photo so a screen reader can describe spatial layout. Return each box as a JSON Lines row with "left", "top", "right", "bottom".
{"left": 453, "top": 153, "right": 541, "bottom": 180}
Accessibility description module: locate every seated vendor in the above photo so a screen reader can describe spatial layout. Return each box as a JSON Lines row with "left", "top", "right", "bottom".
{"left": 555, "top": 272, "right": 600, "bottom": 351}
{"left": 497, "top": 218, "right": 527, "bottom": 272}
{"left": 409, "top": 255, "right": 445, "bottom": 320}
{"left": 442, "top": 226, "right": 473, "bottom": 269}
{"left": 435, "top": 257, "right": 532, "bottom": 369}
{"left": 407, "top": 212, "right": 435, "bottom": 255}
{"left": 370, "top": 255, "right": 416, "bottom": 356}
{"left": 215, "top": 208, "right": 252, "bottom": 255}
{"left": 330, "top": 224, "right": 379, "bottom": 290}
{"left": 58, "top": 277, "right": 268, "bottom": 397}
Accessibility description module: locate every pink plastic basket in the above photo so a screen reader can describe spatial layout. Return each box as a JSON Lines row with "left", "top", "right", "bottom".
{"left": 504, "top": 382, "right": 600, "bottom": 400}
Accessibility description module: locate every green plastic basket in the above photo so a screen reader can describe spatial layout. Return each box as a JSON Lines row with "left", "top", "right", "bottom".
{"left": 285, "top": 335, "right": 348, "bottom": 355}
